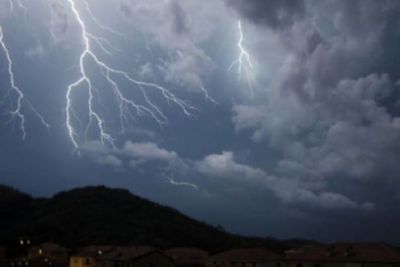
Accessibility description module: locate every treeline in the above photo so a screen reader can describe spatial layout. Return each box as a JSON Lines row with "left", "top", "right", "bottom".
{"left": 0, "top": 185, "right": 316, "bottom": 254}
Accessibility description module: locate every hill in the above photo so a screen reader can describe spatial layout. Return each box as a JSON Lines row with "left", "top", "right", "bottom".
{"left": 0, "top": 185, "right": 316, "bottom": 252}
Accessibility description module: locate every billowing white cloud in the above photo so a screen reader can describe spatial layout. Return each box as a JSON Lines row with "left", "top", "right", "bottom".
{"left": 82, "top": 140, "right": 190, "bottom": 174}
{"left": 95, "top": 154, "right": 123, "bottom": 168}
{"left": 195, "top": 151, "right": 373, "bottom": 210}
{"left": 231, "top": 0, "right": 400, "bottom": 204}
{"left": 121, "top": 141, "right": 178, "bottom": 163}
{"left": 226, "top": 0, "right": 306, "bottom": 30}
{"left": 196, "top": 151, "right": 265, "bottom": 180}
{"left": 119, "top": 0, "right": 226, "bottom": 92}
{"left": 81, "top": 141, "right": 123, "bottom": 169}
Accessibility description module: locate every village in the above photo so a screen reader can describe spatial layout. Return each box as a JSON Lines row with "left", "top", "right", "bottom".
{"left": 1, "top": 242, "right": 400, "bottom": 267}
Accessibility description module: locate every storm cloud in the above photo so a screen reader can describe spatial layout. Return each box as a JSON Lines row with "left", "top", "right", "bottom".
{"left": 227, "top": 0, "right": 306, "bottom": 29}
{"left": 1, "top": 0, "right": 400, "bottom": 243}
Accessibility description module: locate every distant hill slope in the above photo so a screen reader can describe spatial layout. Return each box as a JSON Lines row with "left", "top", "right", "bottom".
{"left": 0, "top": 185, "right": 33, "bottom": 245}
{"left": 0, "top": 185, "right": 316, "bottom": 252}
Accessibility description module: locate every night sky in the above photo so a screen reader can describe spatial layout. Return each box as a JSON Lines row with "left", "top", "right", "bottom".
{"left": 1, "top": 0, "right": 400, "bottom": 243}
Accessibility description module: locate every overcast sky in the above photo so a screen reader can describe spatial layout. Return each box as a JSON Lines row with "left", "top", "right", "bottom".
{"left": 1, "top": 0, "right": 400, "bottom": 243}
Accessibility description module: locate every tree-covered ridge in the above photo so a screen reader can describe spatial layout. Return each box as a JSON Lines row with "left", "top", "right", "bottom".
{"left": 0, "top": 185, "right": 316, "bottom": 253}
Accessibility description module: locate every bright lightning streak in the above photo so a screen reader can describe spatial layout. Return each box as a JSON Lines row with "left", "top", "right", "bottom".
{"left": 0, "top": 26, "right": 49, "bottom": 139}
{"left": 229, "top": 20, "right": 255, "bottom": 97}
{"left": 0, "top": 26, "right": 25, "bottom": 138}
{"left": 200, "top": 86, "right": 218, "bottom": 105}
{"left": 176, "top": 50, "right": 217, "bottom": 105}
{"left": 165, "top": 174, "right": 199, "bottom": 190}
{"left": 65, "top": 0, "right": 196, "bottom": 151}
{"left": 82, "top": 0, "right": 125, "bottom": 38}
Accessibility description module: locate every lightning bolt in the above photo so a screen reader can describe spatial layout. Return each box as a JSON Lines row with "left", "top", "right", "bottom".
{"left": 200, "top": 86, "right": 218, "bottom": 105}
{"left": 175, "top": 49, "right": 217, "bottom": 105}
{"left": 165, "top": 174, "right": 199, "bottom": 190}
{"left": 229, "top": 20, "right": 255, "bottom": 97}
{"left": 65, "top": 0, "right": 196, "bottom": 151}
{"left": 0, "top": 26, "right": 49, "bottom": 139}
{"left": 82, "top": 0, "right": 125, "bottom": 38}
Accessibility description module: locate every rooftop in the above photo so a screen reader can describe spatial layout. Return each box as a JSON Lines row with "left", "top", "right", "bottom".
{"left": 98, "top": 246, "right": 155, "bottom": 261}
{"left": 285, "top": 243, "right": 400, "bottom": 263}
{"left": 29, "top": 242, "right": 68, "bottom": 252}
{"left": 211, "top": 248, "right": 280, "bottom": 262}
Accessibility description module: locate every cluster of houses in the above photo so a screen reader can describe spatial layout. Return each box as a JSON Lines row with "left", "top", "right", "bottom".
{"left": 0, "top": 242, "right": 400, "bottom": 267}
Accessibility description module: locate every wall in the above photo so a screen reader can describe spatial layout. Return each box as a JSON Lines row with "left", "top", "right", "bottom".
{"left": 69, "top": 256, "right": 96, "bottom": 267}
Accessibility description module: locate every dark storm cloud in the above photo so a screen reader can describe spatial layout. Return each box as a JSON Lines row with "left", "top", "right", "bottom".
{"left": 169, "top": 1, "right": 189, "bottom": 35}
{"left": 233, "top": 0, "right": 400, "bottom": 218}
{"left": 224, "top": 1, "right": 400, "bottom": 243}
{"left": 227, "top": 0, "right": 306, "bottom": 29}
{"left": 50, "top": 2, "right": 69, "bottom": 34}
{"left": 117, "top": 0, "right": 216, "bottom": 91}
{"left": 119, "top": 3, "right": 132, "bottom": 18}
{"left": 3, "top": 0, "right": 400, "bottom": 244}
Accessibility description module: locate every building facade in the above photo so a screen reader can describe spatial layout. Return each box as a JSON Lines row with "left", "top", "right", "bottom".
{"left": 70, "top": 246, "right": 113, "bottom": 267}
{"left": 99, "top": 248, "right": 174, "bottom": 267}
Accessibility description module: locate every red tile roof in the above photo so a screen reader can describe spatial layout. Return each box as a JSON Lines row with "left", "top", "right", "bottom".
{"left": 166, "top": 247, "right": 208, "bottom": 255}
{"left": 99, "top": 246, "right": 154, "bottom": 261}
{"left": 165, "top": 247, "right": 208, "bottom": 265}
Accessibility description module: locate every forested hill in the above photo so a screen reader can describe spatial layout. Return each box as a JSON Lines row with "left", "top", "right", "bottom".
{"left": 0, "top": 185, "right": 316, "bottom": 252}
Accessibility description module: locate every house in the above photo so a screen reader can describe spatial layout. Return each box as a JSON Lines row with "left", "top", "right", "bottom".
{"left": 28, "top": 242, "right": 69, "bottom": 262}
{"left": 208, "top": 248, "right": 280, "bottom": 267}
{"left": 123, "top": 250, "right": 174, "bottom": 267}
{"left": 70, "top": 246, "right": 113, "bottom": 267}
{"left": 165, "top": 248, "right": 208, "bottom": 267}
{"left": 97, "top": 246, "right": 175, "bottom": 267}
{"left": 96, "top": 246, "right": 153, "bottom": 267}
{"left": 283, "top": 243, "right": 400, "bottom": 267}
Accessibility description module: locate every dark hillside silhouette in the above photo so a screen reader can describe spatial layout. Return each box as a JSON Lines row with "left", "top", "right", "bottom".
{"left": 0, "top": 185, "right": 316, "bottom": 252}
